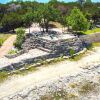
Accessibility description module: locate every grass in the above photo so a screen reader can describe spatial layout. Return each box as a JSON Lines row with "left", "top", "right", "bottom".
{"left": 40, "top": 80, "right": 99, "bottom": 100}
{"left": 0, "top": 72, "right": 8, "bottom": 83}
{"left": 78, "top": 80, "right": 97, "bottom": 95}
{"left": 41, "top": 90, "right": 78, "bottom": 100}
{"left": 8, "top": 49, "right": 18, "bottom": 54}
{"left": 0, "top": 33, "right": 12, "bottom": 46}
{"left": 0, "top": 65, "right": 38, "bottom": 84}
{"left": 92, "top": 42, "right": 100, "bottom": 47}
{"left": 68, "top": 50, "right": 88, "bottom": 61}
{"left": 69, "top": 83, "right": 78, "bottom": 88}
{"left": 13, "top": 66, "right": 38, "bottom": 75}
{"left": 83, "top": 28, "right": 100, "bottom": 35}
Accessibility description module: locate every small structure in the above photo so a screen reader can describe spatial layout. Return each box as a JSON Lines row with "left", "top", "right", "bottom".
{"left": 22, "top": 31, "right": 84, "bottom": 55}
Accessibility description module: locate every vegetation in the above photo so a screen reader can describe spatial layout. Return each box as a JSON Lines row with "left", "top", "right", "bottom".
{"left": 69, "top": 49, "right": 75, "bottom": 58}
{"left": 69, "top": 51, "right": 87, "bottom": 61}
{"left": 84, "top": 28, "right": 100, "bottom": 35}
{"left": 23, "top": 12, "right": 34, "bottom": 33}
{"left": 0, "top": 34, "right": 12, "bottom": 46}
{"left": 0, "top": 72, "right": 8, "bottom": 83}
{"left": 8, "top": 49, "right": 18, "bottom": 54}
{"left": 1, "top": 13, "right": 22, "bottom": 32}
{"left": 0, "top": 1, "right": 99, "bottom": 33}
{"left": 67, "top": 7, "right": 90, "bottom": 32}
{"left": 41, "top": 90, "right": 78, "bottom": 100}
{"left": 14, "top": 28, "right": 25, "bottom": 49}
{"left": 34, "top": 4, "right": 61, "bottom": 32}
{"left": 92, "top": 42, "right": 100, "bottom": 47}
{"left": 78, "top": 80, "right": 97, "bottom": 95}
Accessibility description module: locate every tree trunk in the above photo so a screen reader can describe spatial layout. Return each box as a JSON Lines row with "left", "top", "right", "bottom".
{"left": 45, "top": 22, "right": 49, "bottom": 32}
{"left": 13, "top": 28, "right": 15, "bottom": 33}
{"left": 29, "top": 27, "right": 30, "bottom": 34}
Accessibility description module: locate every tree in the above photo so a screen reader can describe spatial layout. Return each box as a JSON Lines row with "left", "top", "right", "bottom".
{"left": 14, "top": 28, "right": 25, "bottom": 49}
{"left": 1, "top": 13, "right": 22, "bottom": 32}
{"left": 78, "top": 0, "right": 85, "bottom": 6}
{"left": 67, "top": 7, "right": 90, "bottom": 33}
{"left": 35, "top": 4, "right": 61, "bottom": 32}
{"left": 23, "top": 12, "right": 34, "bottom": 33}
{"left": 86, "top": 0, "right": 92, "bottom": 3}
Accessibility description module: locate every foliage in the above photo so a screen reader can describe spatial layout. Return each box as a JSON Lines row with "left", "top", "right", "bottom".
{"left": 34, "top": 4, "right": 61, "bottom": 32}
{"left": 1, "top": 13, "right": 22, "bottom": 32}
{"left": 14, "top": 28, "right": 25, "bottom": 49}
{"left": 0, "top": 1, "right": 99, "bottom": 32}
{"left": 69, "top": 48, "right": 75, "bottom": 58}
{"left": 67, "top": 7, "right": 90, "bottom": 32}
{"left": 22, "top": 12, "right": 34, "bottom": 33}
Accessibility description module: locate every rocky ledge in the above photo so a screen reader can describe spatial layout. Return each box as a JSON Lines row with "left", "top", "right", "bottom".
{"left": 2, "top": 64, "right": 100, "bottom": 100}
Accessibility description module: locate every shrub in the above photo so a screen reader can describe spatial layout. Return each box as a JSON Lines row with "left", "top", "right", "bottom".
{"left": 69, "top": 49, "right": 75, "bottom": 58}
{"left": 14, "top": 28, "right": 25, "bottom": 49}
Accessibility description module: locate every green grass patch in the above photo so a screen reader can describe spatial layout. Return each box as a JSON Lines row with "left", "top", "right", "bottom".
{"left": 92, "top": 42, "right": 100, "bottom": 47}
{"left": 0, "top": 33, "right": 12, "bottom": 46}
{"left": 68, "top": 51, "right": 88, "bottom": 61}
{"left": 83, "top": 28, "right": 100, "bottom": 35}
{"left": 8, "top": 49, "right": 18, "bottom": 54}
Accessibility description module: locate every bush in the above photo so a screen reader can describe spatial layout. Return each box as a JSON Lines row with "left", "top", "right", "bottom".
{"left": 14, "top": 28, "right": 25, "bottom": 49}
{"left": 69, "top": 49, "right": 75, "bottom": 58}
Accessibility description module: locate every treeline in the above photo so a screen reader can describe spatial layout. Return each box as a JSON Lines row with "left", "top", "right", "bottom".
{"left": 0, "top": 0, "right": 99, "bottom": 32}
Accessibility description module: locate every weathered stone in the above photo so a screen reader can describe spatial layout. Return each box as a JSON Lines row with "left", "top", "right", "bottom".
{"left": 1, "top": 65, "right": 100, "bottom": 100}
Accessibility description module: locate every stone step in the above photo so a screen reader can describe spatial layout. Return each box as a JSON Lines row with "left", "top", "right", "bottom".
{"left": 37, "top": 47, "right": 52, "bottom": 53}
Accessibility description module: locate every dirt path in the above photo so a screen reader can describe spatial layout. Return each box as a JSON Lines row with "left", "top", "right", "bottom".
{"left": 0, "top": 47, "right": 100, "bottom": 98}
{"left": 0, "top": 35, "right": 16, "bottom": 58}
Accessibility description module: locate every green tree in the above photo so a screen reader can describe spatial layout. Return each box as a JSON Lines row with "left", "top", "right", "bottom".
{"left": 67, "top": 7, "right": 90, "bottom": 33}
{"left": 1, "top": 13, "right": 22, "bottom": 32}
{"left": 78, "top": 0, "right": 85, "bottom": 6}
{"left": 23, "top": 12, "right": 34, "bottom": 33}
{"left": 35, "top": 4, "right": 61, "bottom": 32}
{"left": 14, "top": 28, "right": 25, "bottom": 49}
{"left": 86, "top": 0, "right": 92, "bottom": 3}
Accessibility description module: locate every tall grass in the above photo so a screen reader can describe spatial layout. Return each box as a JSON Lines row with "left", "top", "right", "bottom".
{"left": 0, "top": 34, "right": 12, "bottom": 46}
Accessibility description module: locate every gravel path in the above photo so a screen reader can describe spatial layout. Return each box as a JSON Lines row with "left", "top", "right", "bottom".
{"left": 0, "top": 47, "right": 100, "bottom": 98}
{"left": 0, "top": 35, "right": 16, "bottom": 58}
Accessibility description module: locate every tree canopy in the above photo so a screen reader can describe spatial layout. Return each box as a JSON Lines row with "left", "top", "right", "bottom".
{"left": 67, "top": 7, "right": 90, "bottom": 32}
